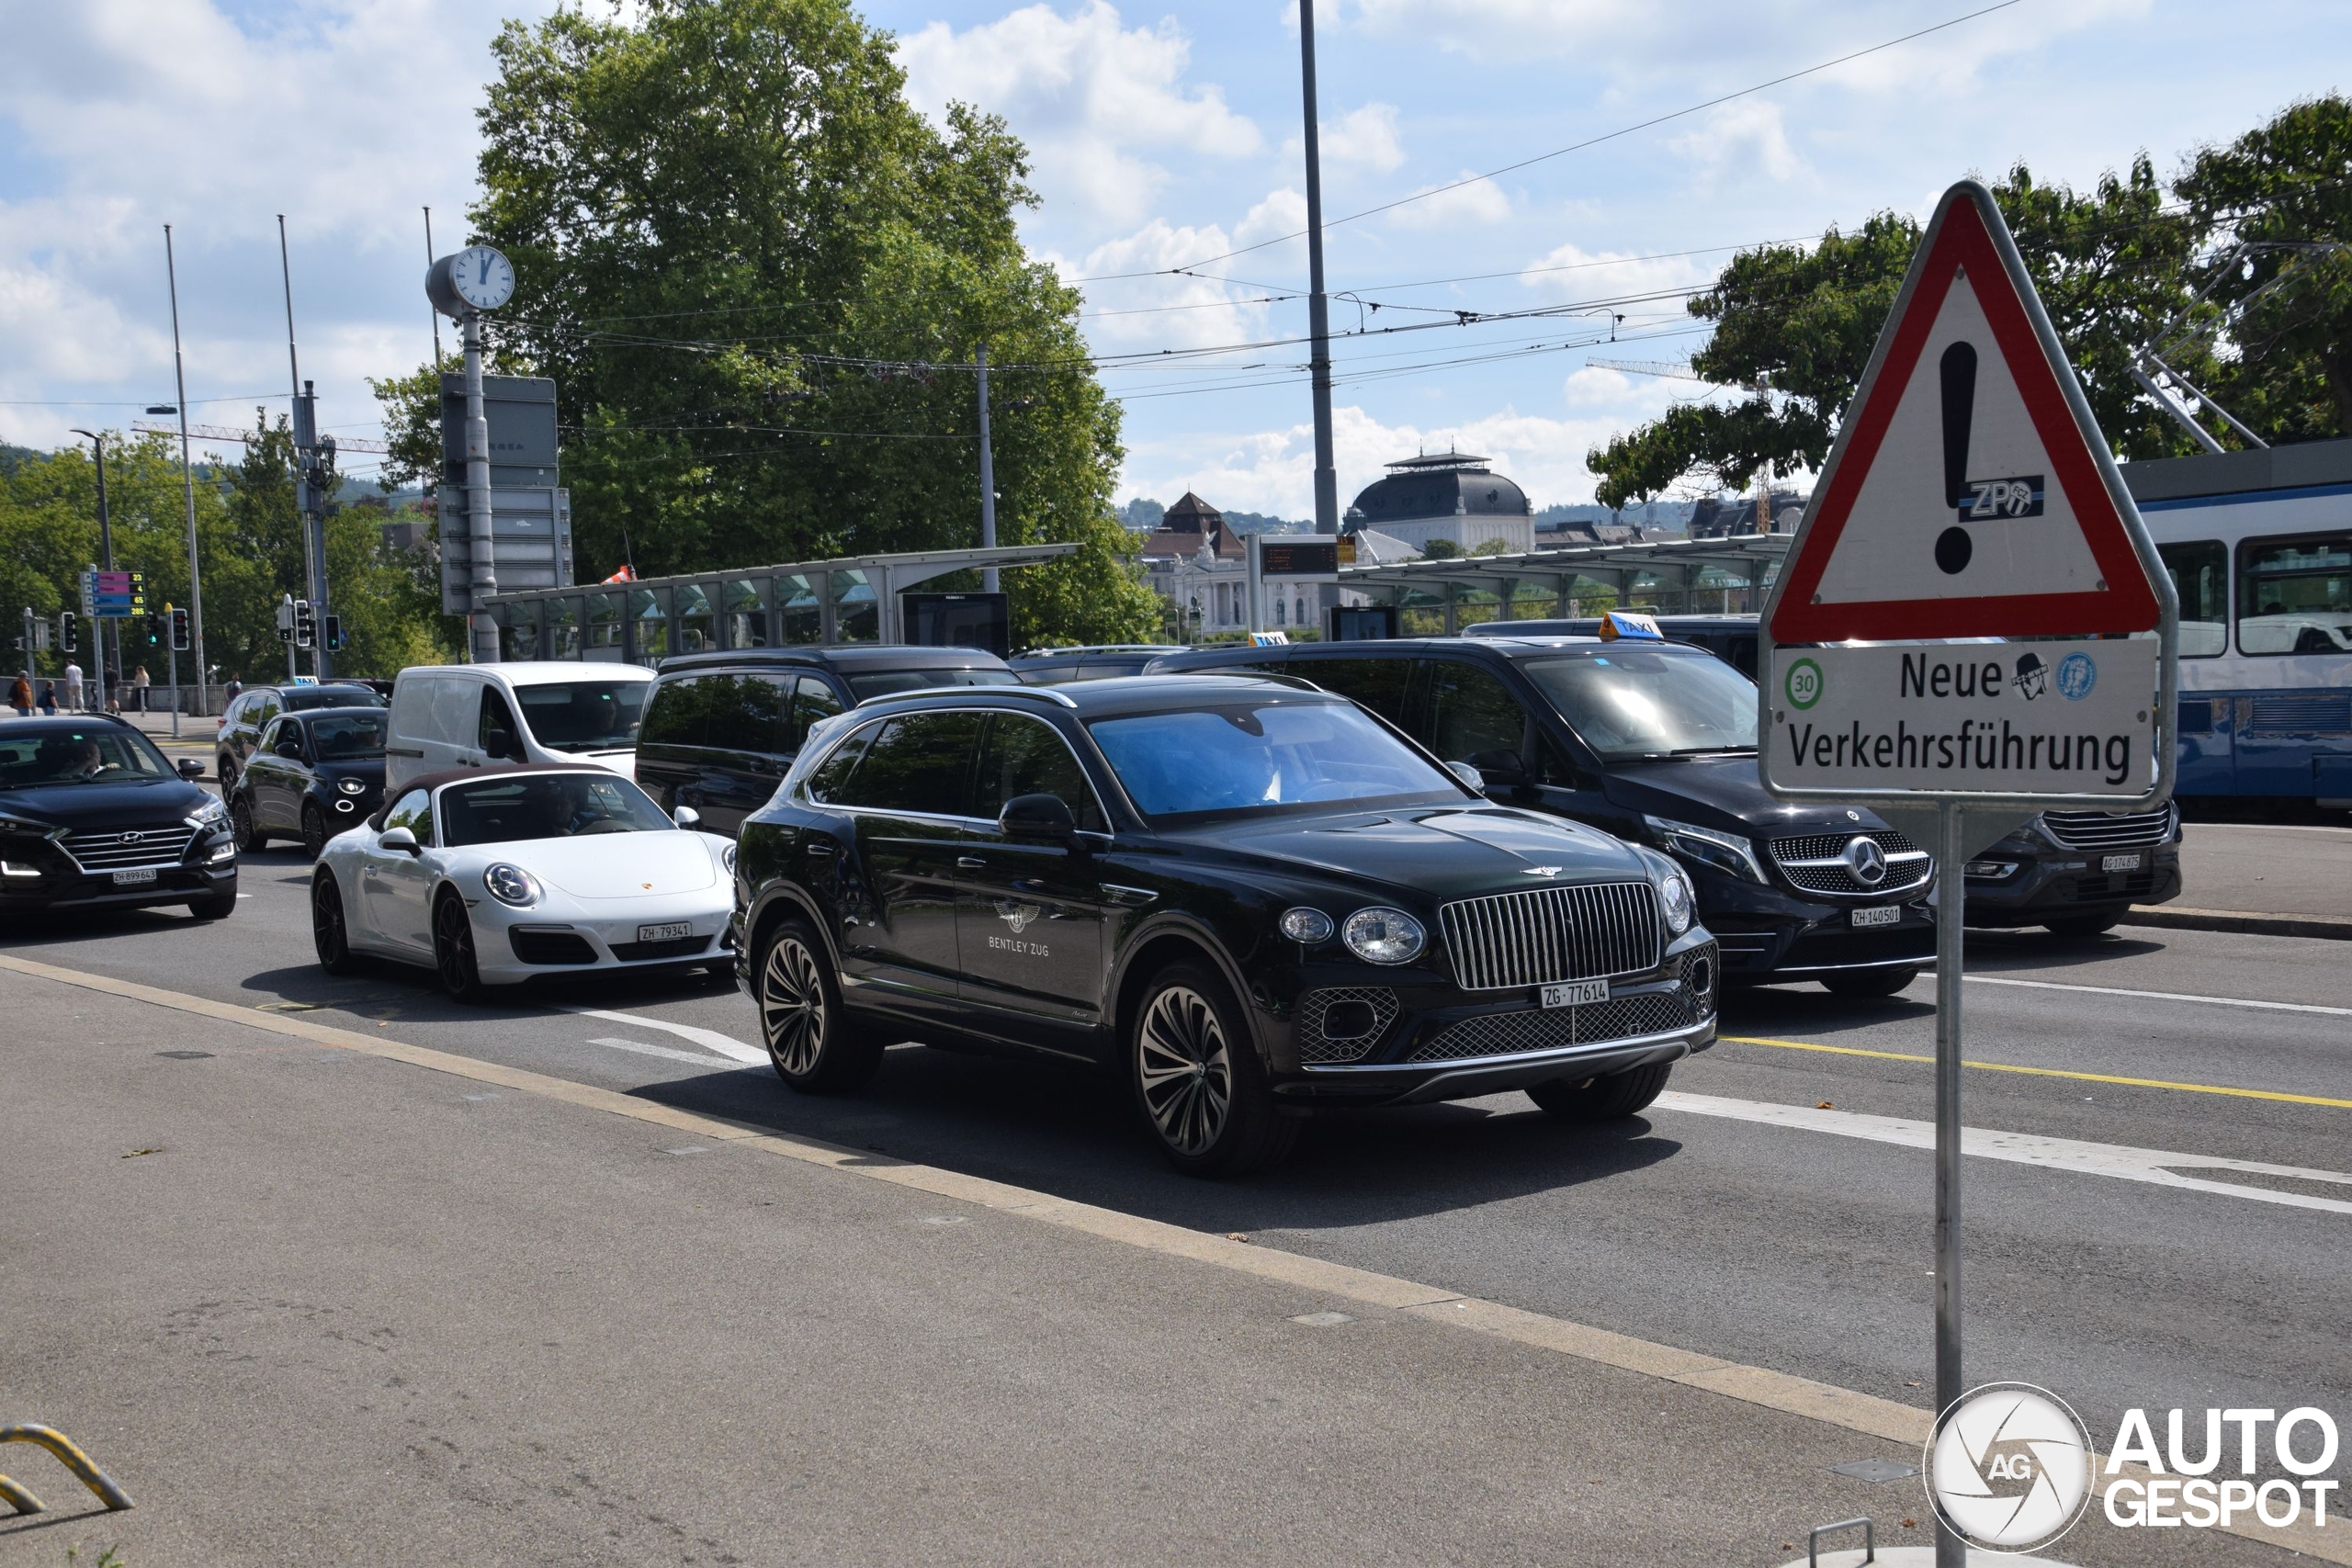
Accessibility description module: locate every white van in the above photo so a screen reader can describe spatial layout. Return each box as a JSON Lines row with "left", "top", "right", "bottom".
{"left": 385, "top": 662, "right": 658, "bottom": 795}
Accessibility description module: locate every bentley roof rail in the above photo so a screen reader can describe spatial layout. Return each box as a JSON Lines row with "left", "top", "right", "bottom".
{"left": 856, "top": 683, "right": 1081, "bottom": 709}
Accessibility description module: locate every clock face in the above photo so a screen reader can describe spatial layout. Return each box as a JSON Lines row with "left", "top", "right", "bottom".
{"left": 450, "top": 246, "right": 515, "bottom": 310}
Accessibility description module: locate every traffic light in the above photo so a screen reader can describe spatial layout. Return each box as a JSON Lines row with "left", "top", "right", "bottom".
{"left": 276, "top": 597, "right": 296, "bottom": 645}
{"left": 59, "top": 611, "right": 75, "bottom": 653}
{"left": 322, "top": 615, "right": 345, "bottom": 653}
{"left": 168, "top": 605, "right": 190, "bottom": 652}
{"left": 293, "top": 599, "right": 317, "bottom": 649}
{"left": 140, "top": 613, "right": 162, "bottom": 649}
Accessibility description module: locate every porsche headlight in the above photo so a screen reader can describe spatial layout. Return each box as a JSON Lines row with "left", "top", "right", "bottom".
{"left": 720, "top": 841, "right": 737, "bottom": 874}
{"left": 1343, "top": 907, "right": 1425, "bottom": 965}
{"left": 483, "top": 863, "right": 541, "bottom": 908}
{"left": 1658, "top": 869, "right": 1693, "bottom": 935}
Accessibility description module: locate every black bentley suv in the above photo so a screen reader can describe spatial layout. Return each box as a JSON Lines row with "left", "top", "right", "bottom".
{"left": 1149, "top": 637, "right": 1935, "bottom": 995}
{"left": 0, "top": 716, "right": 237, "bottom": 919}
{"left": 729, "top": 675, "right": 1716, "bottom": 1176}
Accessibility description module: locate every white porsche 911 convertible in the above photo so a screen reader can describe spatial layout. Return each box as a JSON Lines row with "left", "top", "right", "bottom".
{"left": 311, "top": 763, "right": 737, "bottom": 1000}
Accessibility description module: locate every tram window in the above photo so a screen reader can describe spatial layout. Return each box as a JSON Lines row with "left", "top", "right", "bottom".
{"left": 2159, "top": 540, "right": 2227, "bottom": 658}
{"left": 2237, "top": 534, "right": 2352, "bottom": 656}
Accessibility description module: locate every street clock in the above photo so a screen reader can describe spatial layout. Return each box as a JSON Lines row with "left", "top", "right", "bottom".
{"left": 427, "top": 245, "right": 516, "bottom": 318}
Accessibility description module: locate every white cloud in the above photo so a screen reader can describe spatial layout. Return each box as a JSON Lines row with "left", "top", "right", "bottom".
{"left": 1519, "top": 242, "right": 1708, "bottom": 302}
{"left": 1385, "top": 174, "right": 1511, "bottom": 230}
{"left": 1075, "top": 219, "right": 1274, "bottom": 349}
{"left": 1123, "top": 397, "right": 1683, "bottom": 515}
{"left": 1282, "top": 102, "right": 1406, "bottom": 173}
{"left": 897, "top": 2, "right": 1261, "bottom": 228}
{"left": 1669, "top": 100, "right": 1805, "bottom": 186}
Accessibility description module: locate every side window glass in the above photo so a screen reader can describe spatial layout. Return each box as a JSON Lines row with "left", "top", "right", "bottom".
{"left": 2238, "top": 534, "right": 2352, "bottom": 655}
{"left": 257, "top": 717, "right": 286, "bottom": 755}
{"left": 791, "top": 676, "right": 844, "bottom": 748}
{"left": 385, "top": 788, "right": 434, "bottom": 844}
{"left": 973, "top": 715, "right": 1107, "bottom": 832}
{"left": 639, "top": 676, "right": 704, "bottom": 747}
{"left": 254, "top": 694, "right": 280, "bottom": 730}
{"left": 729, "top": 674, "right": 793, "bottom": 754}
{"left": 2159, "top": 540, "right": 2227, "bottom": 658}
{"left": 1534, "top": 731, "right": 1597, "bottom": 790}
{"left": 1427, "top": 661, "right": 1529, "bottom": 774}
{"left": 478, "top": 686, "right": 522, "bottom": 761}
{"left": 833, "top": 713, "right": 984, "bottom": 816}
{"left": 1301, "top": 657, "right": 1412, "bottom": 724}
{"left": 804, "top": 721, "right": 878, "bottom": 804}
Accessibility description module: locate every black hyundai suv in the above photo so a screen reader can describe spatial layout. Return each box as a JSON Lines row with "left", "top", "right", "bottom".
{"left": 1150, "top": 637, "right": 1936, "bottom": 995}
{"left": 635, "top": 645, "right": 1020, "bottom": 836}
{"left": 0, "top": 716, "right": 237, "bottom": 919}
{"left": 729, "top": 676, "right": 1716, "bottom": 1176}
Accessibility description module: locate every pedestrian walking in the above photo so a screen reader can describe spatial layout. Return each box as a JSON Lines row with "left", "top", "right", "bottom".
{"left": 8, "top": 671, "right": 30, "bottom": 716}
{"left": 224, "top": 676, "right": 243, "bottom": 704}
{"left": 132, "top": 664, "right": 151, "bottom": 713}
{"left": 62, "top": 660, "right": 84, "bottom": 712}
{"left": 104, "top": 667, "right": 120, "bottom": 715}
{"left": 38, "top": 682, "right": 58, "bottom": 715}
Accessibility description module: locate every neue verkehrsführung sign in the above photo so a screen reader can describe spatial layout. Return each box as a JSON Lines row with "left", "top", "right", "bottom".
{"left": 1759, "top": 176, "right": 2176, "bottom": 808}
{"left": 1772, "top": 637, "right": 2156, "bottom": 796}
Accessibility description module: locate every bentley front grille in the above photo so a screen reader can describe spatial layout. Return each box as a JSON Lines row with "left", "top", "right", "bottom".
{"left": 1439, "top": 881, "right": 1661, "bottom": 992}
{"left": 1408, "top": 990, "right": 1698, "bottom": 1064}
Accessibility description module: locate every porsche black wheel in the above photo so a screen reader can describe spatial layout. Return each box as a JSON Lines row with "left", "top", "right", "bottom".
{"left": 312, "top": 870, "right": 359, "bottom": 975}
{"left": 433, "top": 890, "right": 492, "bottom": 1002}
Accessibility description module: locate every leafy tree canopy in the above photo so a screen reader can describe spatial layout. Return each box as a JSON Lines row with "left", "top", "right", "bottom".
{"left": 1589, "top": 100, "right": 2352, "bottom": 508}
{"left": 381, "top": 0, "right": 1157, "bottom": 648}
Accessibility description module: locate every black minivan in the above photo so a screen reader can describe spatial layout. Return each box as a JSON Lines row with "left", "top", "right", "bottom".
{"left": 1150, "top": 635, "right": 1937, "bottom": 994}
{"left": 634, "top": 645, "right": 1020, "bottom": 835}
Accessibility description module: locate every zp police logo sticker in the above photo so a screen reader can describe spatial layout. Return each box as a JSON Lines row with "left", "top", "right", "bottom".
{"left": 1927, "top": 1382, "right": 2095, "bottom": 1553}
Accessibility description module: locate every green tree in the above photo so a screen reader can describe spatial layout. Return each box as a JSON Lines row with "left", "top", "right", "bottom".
{"left": 409, "top": 0, "right": 1155, "bottom": 646}
{"left": 1588, "top": 161, "right": 2208, "bottom": 507}
{"left": 2177, "top": 95, "right": 2352, "bottom": 439}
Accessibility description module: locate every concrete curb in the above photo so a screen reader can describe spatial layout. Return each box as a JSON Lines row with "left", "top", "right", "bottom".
{"left": 2126, "top": 906, "right": 2352, "bottom": 942}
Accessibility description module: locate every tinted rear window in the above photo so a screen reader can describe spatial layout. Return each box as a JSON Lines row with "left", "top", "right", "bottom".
{"left": 846, "top": 668, "right": 1018, "bottom": 700}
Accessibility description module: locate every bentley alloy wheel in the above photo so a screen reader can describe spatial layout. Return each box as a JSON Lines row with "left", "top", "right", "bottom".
{"left": 758, "top": 921, "right": 880, "bottom": 1093}
{"left": 1130, "top": 964, "right": 1296, "bottom": 1177}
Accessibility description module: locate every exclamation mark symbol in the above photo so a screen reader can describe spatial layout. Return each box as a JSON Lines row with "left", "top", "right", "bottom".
{"left": 1936, "top": 342, "right": 1976, "bottom": 575}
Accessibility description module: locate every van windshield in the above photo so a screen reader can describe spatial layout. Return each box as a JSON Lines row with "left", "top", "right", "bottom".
{"left": 515, "top": 680, "right": 650, "bottom": 752}
{"left": 1520, "top": 649, "right": 1758, "bottom": 761}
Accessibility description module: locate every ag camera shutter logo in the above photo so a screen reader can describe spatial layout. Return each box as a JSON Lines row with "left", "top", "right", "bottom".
{"left": 1927, "top": 1382, "right": 2094, "bottom": 1552}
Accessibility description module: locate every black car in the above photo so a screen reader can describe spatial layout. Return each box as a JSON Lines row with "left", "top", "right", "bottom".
{"left": 1959, "top": 804, "right": 2183, "bottom": 937}
{"left": 729, "top": 676, "right": 1716, "bottom": 1176}
{"left": 1465, "top": 615, "right": 1762, "bottom": 678}
{"left": 215, "top": 682, "right": 385, "bottom": 790}
{"left": 0, "top": 716, "right": 237, "bottom": 919}
{"left": 227, "top": 705, "right": 390, "bottom": 857}
{"left": 635, "top": 645, "right": 1021, "bottom": 836}
{"left": 1009, "top": 645, "right": 1185, "bottom": 685}
{"left": 1149, "top": 637, "right": 1936, "bottom": 996}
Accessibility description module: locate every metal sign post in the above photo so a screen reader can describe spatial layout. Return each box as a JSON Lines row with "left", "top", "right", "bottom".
{"left": 426, "top": 246, "right": 518, "bottom": 665}
{"left": 1756, "top": 180, "right": 2177, "bottom": 1568}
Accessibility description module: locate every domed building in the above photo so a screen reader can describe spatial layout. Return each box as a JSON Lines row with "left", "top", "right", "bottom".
{"left": 1344, "top": 450, "right": 1534, "bottom": 555}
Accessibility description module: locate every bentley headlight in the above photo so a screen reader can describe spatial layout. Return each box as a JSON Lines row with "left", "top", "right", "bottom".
{"left": 1279, "top": 907, "right": 1335, "bottom": 943}
{"left": 1642, "top": 813, "right": 1764, "bottom": 883}
{"left": 337, "top": 778, "right": 368, "bottom": 795}
{"left": 483, "top": 863, "right": 541, "bottom": 908}
{"left": 1343, "top": 907, "right": 1425, "bottom": 965}
{"left": 1658, "top": 869, "right": 1693, "bottom": 934}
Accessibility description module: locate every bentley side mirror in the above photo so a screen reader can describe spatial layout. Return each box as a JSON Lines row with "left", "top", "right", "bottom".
{"left": 673, "top": 806, "right": 702, "bottom": 830}
{"left": 1445, "top": 761, "right": 1486, "bottom": 791}
{"left": 1000, "top": 793, "right": 1076, "bottom": 842}
{"left": 379, "top": 826, "right": 422, "bottom": 856}
{"left": 176, "top": 758, "right": 206, "bottom": 780}
{"left": 1464, "top": 750, "right": 1530, "bottom": 787}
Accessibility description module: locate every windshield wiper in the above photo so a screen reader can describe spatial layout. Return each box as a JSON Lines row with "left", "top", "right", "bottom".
{"left": 1664, "top": 746, "right": 1758, "bottom": 756}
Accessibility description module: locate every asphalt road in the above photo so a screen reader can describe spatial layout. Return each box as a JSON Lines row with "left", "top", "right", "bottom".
{"left": 9, "top": 834, "right": 2346, "bottom": 1472}
{"left": 2175, "top": 818, "right": 2352, "bottom": 917}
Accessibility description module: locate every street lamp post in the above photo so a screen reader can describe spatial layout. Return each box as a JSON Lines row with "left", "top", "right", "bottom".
{"left": 164, "top": 224, "right": 211, "bottom": 718}
{"left": 67, "top": 428, "right": 114, "bottom": 713}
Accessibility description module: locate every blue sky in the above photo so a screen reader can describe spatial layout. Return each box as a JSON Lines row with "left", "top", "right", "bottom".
{"left": 1, "top": 0, "right": 2344, "bottom": 518}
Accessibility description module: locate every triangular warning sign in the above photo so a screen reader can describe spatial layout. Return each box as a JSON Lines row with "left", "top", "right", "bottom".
{"left": 1766, "top": 181, "right": 2162, "bottom": 643}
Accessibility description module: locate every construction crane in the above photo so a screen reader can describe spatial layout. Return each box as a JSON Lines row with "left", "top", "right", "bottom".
{"left": 131, "top": 419, "right": 390, "bottom": 455}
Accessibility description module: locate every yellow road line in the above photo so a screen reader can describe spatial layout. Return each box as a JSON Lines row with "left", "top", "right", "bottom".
{"left": 1721, "top": 1034, "right": 2352, "bottom": 1110}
